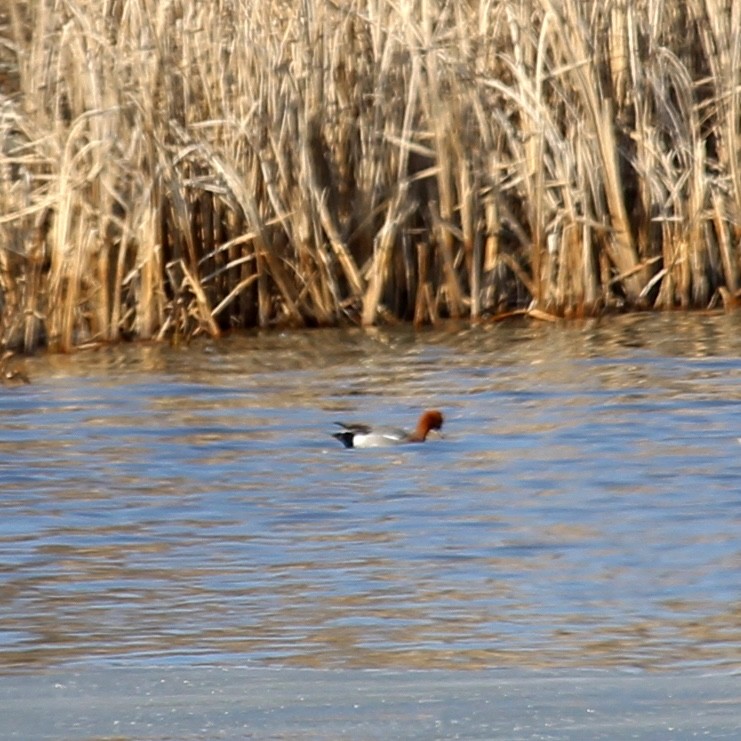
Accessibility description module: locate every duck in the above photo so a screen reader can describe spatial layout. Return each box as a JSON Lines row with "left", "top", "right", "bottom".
{"left": 332, "top": 409, "right": 444, "bottom": 448}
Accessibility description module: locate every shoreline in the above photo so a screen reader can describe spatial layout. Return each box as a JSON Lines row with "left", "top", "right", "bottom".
{"left": 3, "top": 665, "right": 739, "bottom": 739}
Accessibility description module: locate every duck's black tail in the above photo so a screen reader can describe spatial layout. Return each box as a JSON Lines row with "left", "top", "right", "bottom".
{"left": 332, "top": 432, "right": 354, "bottom": 448}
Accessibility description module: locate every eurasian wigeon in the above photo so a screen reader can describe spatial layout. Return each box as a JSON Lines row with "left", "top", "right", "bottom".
{"left": 332, "top": 409, "right": 444, "bottom": 449}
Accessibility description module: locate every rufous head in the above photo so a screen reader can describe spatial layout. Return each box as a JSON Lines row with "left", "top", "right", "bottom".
{"left": 413, "top": 409, "right": 444, "bottom": 441}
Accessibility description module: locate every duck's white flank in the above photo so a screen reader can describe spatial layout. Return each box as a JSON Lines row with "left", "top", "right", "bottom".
{"left": 332, "top": 410, "right": 444, "bottom": 449}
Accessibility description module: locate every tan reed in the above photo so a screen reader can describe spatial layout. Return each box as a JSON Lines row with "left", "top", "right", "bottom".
{"left": 0, "top": 0, "right": 739, "bottom": 352}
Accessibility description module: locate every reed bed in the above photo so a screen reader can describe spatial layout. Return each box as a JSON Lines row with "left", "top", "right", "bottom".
{"left": 0, "top": 0, "right": 740, "bottom": 352}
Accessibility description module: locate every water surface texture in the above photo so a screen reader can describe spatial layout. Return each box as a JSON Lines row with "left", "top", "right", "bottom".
{"left": 1, "top": 314, "right": 740, "bottom": 672}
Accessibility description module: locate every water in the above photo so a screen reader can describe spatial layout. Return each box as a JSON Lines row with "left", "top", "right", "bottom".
{"left": 1, "top": 314, "right": 740, "bottom": 673}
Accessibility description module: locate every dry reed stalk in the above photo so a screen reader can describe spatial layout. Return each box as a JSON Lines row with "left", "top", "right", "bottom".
{"left": 697, "top": 0, "right": 741, "bottom": 224}
{"left": 420, "top": 0, "right": 464, "bottom": 318}
{"left": 205, "top": 144, "right": 303, "bottom": 325}
{"left": 22, "top": 222, "right": 47, "bottom": 352}
{"left": 712, "top": 190, "right": 737, "bottom": 294}
{"left": 303, "top": 116, "right": 363, "bottom": 297}
{"left": 546, "top": 0, "right": 645, "bottom": 302}
{"left": 607, "top": 0, "right": 630, "bottom": 110}
{"left": 627, "top": 4, "right": 660, "bottom": 273}
{"left": 177, "top": 258, "right": 220, "bottom": 337}
{"left": 362, "top": 191, "right": 418, "bottom": 326}
{"left": 361, "top": 33, "right": 422, "bottom": 326}
{"left": 574, "top": 132, "right": 599, "bottom": 310}
{"left": 297, "top": 4, "right": 364, "bottom": 299}
{"left": 134, "top": 206, "right": 163, "bottom": 340}
{"left": 504, "top": 3, "right": 548, "bottom": 306}
{"left": 414, "top": 240, "right": 438, "bottom": 326}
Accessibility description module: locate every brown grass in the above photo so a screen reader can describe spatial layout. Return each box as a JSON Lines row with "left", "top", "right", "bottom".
{"left": 1, "top": 0, "right": 740, "bottom": 351}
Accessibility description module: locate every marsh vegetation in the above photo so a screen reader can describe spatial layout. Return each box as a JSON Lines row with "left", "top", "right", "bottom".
{"left": 1, "top": 0, "right": 740, "bottom": 351}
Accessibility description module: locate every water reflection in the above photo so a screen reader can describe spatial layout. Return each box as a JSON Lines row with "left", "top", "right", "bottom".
{"left": 0, "top": 314, "right": 740, "bottom": 672}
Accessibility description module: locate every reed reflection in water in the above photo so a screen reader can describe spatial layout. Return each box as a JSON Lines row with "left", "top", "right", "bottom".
{"left": 0, "top": 314, "right": 740, "bottom": 672}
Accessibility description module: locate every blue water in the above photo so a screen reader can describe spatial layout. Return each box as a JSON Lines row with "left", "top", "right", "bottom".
{"left": 0, "top": 314, "right": 739, "bottom": 671}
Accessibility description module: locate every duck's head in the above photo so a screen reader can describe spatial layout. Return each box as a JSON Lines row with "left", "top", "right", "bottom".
{"left": 414, "top": 409, "right": 444, "bottom": 441}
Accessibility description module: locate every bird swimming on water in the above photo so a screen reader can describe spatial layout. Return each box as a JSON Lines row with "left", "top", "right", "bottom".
{"left": 332, "top": 409, "right": 444, "bottom": 448}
